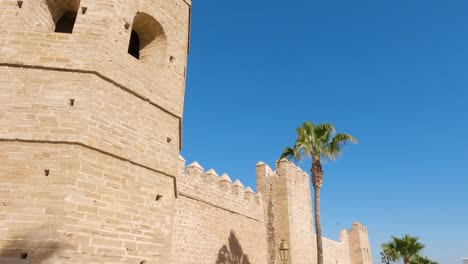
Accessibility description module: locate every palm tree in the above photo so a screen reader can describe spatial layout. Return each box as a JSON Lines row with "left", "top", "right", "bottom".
{"left": 381, "top": 235, "right": 425, "bottom": 264}
{"left": 280, "top": 121, "right": 356, "bottom": 264}
{"left": 410, "top": 255, "right": 438, "bottom": 264}
{"left": 381, "top": 248, "right": 399, "bottom": 264}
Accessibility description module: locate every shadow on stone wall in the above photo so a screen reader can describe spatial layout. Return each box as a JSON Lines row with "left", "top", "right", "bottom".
{"left": 216, "top": 230, "right": 251, "bottom": 264}
{"left": 0, "top": 228, "right": 65, "bottom": 263}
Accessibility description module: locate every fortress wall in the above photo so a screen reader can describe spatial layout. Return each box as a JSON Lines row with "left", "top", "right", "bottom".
{"left": 322, "top": 234, "right": 351, "bottom": 264}
{"left": 0, "top": 141, "right": 175, "bottom": 263}
{"left": 256, "top": 160, "right": 373, "bottom": 264}
{"left": 0, "top": 67, "right": 179, "bottom": 177}
{"left": 0, "top": 1, "right": 375, "bottom": 263}
{"left": 257, "top": 160, "right": 317, "bottom": 264}
{"left": 322, "top": 223, "right": 374, "bottom": 264}
{"left": 285, "top": 161, "right": 317, "bottom": 264}
{"left": 256, "top": 162, "right": 285, "bottom": 264}
{"left": 170, "top": 156, "right": 268, "bottom": 263}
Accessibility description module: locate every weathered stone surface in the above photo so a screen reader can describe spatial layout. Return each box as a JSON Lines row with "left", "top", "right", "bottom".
{"left": 0, "top": 142, "right": 175, "bottom": 263}
{"left": 0, "top": 0, "right": 189, "bottom": 262}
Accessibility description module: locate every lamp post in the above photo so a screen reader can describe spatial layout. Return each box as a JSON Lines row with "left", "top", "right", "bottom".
{"left": 279, "top": 239, "right": 290, "bottom": 264}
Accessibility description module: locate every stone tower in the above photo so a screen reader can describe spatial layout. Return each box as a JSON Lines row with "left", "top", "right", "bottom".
{"left": 0, "top": 0, "right": 191, "bottom": 263}
{"left": 257, "top": 159, "right": 317, "bottom": 264}
{"left": 257, "top": 159, "right": 373, "bottom": 264}
{"left": 346, "top": 223, "right": 373, "bottom": 264}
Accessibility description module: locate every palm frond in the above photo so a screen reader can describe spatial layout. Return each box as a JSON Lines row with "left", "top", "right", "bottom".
{"left": 381, "top": 234, "right": 425, "bottom": 263}
{"left": 279, "top": 121, "right": 355, "bottom": 165}
{"left": 279, "top": 147, "right": 294, "bottom": 159}
{"left": 381, "top": 242, "right": 401, "bottom": 262}
{"left": 314, "top": 123, "right": 335, "bottom": 146}
{"left": 280, "top": 147, "right": 300, "bottom": 162}
{"left": 325, "top": 133, "right": 357, "bottom": 160}
{"left": 300, "top": 121, "right": 315, "bottom": 137}
{"left": 410, "top": 255, "right": 438, "bottom": 264}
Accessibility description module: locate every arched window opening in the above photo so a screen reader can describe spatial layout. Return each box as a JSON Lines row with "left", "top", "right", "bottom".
{"left": 44, "top": 0, "right": 80, "bottom": 33}
{"left": 127, "top": 12, "right": 167, "bottom": 65}
{"left": 128, "top": 30, "right": 141, "bottom": 59}
{"left": 54, "top": 11, "right": 78, "bottom": 33}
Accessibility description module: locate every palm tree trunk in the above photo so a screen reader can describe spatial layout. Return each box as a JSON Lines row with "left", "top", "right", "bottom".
{"left": 314, "top": 185, "right": 323, "bottom": 264}
{"left": 404, "top": 258, "right": 410, "bottom": 264}
{"left": 312, "top": 158, "right": 324, "bottom": 264}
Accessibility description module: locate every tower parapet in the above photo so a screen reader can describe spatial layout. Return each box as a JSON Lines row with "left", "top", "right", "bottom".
{"left": 347, "top": 222, "right": 373, "bottom": 264}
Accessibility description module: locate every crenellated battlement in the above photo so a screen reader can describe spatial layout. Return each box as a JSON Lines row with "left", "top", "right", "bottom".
{"left": 256, "top": 158, "right": 311, "bottom": 198}
{"left": 176, "top": 155, "right": 264, "bottom": 221}
{"left": 177, "top": 156, "right": 311, "bottom": 215}
{"left": 256, "top": 158, "right": 309, "bottom": 179}
{"left": 352, "top": 221, "right": 369, "bottom": 234}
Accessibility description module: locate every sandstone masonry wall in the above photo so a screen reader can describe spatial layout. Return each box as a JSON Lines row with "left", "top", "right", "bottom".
{"left": 171, "top": 156, "right": 268, "bottom": 264}
{"left": 0, "top": 0, "right": 190, "bottom": 262}
{"left": 257, "top": 159, "right": 373, "bottom": 264}
{"left": 0, "top": 0, "right": 190, "bottom": 115}
{"left": 0, "top": 67, "right": 180, "bottom": 177}
{"left": 0, "top": 141, "right": 175, "bottom": 263}
{"left": 347, "top": 223, "right": 373, "bottom": 264}
{"left": 257, "top": 159, "right": 316, "bottom": 264}
{"left": 320, "top": 222, "right": 374, "bottom": 264}
{"left": 322, "top": 233, "right": 351, "bottom": 264}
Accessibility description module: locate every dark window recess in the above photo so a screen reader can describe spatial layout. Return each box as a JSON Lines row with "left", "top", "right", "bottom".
{"left": 54, "top": 11, "right": 78, "bottom": 33}
{"left": 20, "top": 252, "right": 28, "bottom": 259}
{"left": 128, "top": 30, "right": 140, "bottom": 59}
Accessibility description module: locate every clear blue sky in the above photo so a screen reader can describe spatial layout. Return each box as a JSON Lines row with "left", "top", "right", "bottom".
{"left": 180, "top": 1, "right": 468, "bottom": 263}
